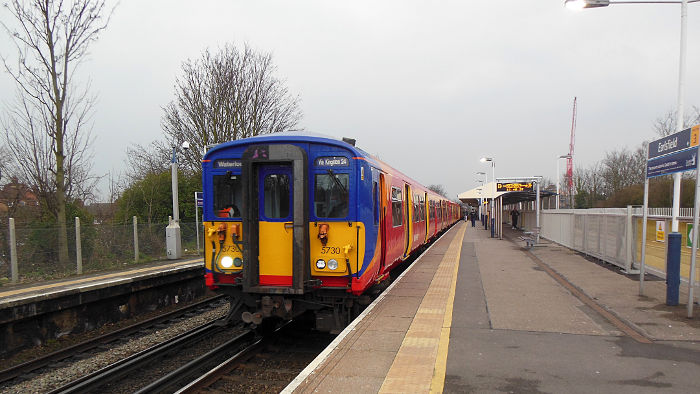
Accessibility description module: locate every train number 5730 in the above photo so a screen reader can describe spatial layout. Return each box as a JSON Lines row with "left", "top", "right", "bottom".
{"left": 321, "top": 246, "right": 341, "bottom": 255}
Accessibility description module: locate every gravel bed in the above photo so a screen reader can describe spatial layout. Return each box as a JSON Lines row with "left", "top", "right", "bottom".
{"left": 0, "top": 304, "right": 229, "bottom": 393}
{"left": 100, "top": 322, "right": 249, "bottom": 393}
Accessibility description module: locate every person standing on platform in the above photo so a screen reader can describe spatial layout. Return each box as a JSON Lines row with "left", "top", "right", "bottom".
{"left": 510, "top": 207, "right": 520, "bottom": 229}
{"left": 470, "top": 209, "right": 476, "bottom": 227}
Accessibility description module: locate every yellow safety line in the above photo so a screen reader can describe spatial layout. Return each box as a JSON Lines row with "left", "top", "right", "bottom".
{"left": 430, "top": 226, "right": 464, "bottom": 393}
{"left": 0, "top": 258, "right": 202, "bottom": 298}
{"left": 379, "top": 224, "right": 465, "bottom": 393}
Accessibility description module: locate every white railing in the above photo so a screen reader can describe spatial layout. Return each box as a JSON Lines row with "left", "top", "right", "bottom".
{"left": 531, "top": 208, "right": 636, "bottom": 273}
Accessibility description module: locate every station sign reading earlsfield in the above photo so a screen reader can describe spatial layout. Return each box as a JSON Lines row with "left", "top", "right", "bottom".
{"left": 646, "top": 125, "right": 700, "bottom": 178}
{"left": 497, "top": 182, "right": 534, "bottom": 192}
{"left": 648, "top": 126, "right": 699, "bottom": 160}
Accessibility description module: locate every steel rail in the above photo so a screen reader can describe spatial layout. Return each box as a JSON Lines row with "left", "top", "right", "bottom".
{"left": 135, "top": 329, "right": 258, "bottom": 394}
{"left": 48, "top": 320, "right": 227, "bottom": 393}
{"left": 0, "top": 294, "right": 225, "bottom": 384}
{"left": 174, "top": 321, "right": 295, "bottom": 393}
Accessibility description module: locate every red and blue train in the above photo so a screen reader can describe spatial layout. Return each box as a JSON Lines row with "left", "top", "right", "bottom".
{"left": 201, "top": 132, "right": 459, "bottom": 332}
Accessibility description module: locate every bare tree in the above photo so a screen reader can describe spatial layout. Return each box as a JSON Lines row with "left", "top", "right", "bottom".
{"left": 1, "top": 0, "right": 111, "bottom": 266}
{"left": 653, "top": 106, "right": 700, "bottom": 137}
{"left": 601, "top": 145, "right": 645, "bottom": 196}
{"left": 573, "top": 163, "right": 605, "bottom": 208}
{"left": 428, "top": 184, "right": 448, "bottom": 198}
{"left": 161, "top": 43, "right": 303, "bottom": 173}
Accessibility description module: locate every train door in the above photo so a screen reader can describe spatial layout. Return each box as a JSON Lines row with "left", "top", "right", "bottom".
{"left": 424, "top": 193, "right": 429, "bottom": 241}
{"left": 404, "top": 184, "right": 412, "bottom": 257}
{"left": 241, "top": 144, "right": 309, "bottom": 294}
{"left": 379, "top": 173, "right": 387, "bottom": 271}
{"left": 258, "top": 165, "right": 293, "bottom": 286}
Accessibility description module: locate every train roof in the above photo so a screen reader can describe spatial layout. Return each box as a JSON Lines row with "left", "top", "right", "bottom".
{"left": 204, "top": 131, "right": 370, "bottom": 159}
{"left": 204, "top": 131, "right": 453, "bottom": 201}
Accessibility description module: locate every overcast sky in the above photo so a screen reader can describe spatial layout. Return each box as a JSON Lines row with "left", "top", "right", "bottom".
{"left": 2, "top": 0, "right": 700, "bottom": 202}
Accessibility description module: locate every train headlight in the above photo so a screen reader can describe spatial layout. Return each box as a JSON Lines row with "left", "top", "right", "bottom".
{"left": 328, "top": 259, "right": 338, "bottom": 270}
{"left": 233, "top": 257, "right": 243, "bottom": 267}
{"left": 316, "top": 259, "right": 326, "bottom": 269}
{"left": 220, "top": 256, "right": 234, "bottom": 269}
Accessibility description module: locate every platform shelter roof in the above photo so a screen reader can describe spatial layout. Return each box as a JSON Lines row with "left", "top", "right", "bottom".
{"left": 458, "top": 182, "right": 555, "bottom": 206}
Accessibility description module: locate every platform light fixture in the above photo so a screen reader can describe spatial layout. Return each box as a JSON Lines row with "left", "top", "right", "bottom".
{"left": 480, "top": 157, "right": 496, "bottom": 238}
{"left": 476, "top": 172, "right": 487, "bottom": 222}
{"left": 564, "top": 0, "right": 609, "bottom": 10}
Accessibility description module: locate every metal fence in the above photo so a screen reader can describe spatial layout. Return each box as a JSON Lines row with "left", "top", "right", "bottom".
{"left": 533, "top": 208, "right": 637, "bottom": 273}
{"left": 514, "top": 207, "right": 698, "bottom": 283}
{"left": 1, "top": 218, "right": 202, "bottom": 284}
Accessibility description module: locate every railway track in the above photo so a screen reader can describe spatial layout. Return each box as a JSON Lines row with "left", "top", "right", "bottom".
{"left": 47, "top": 319, "right": 331, "bottom": 393}
{"left": 50, "top": 321, "right": 252, "bottom": 393}
{"left": 0, "top": 295, "right": 227, "bottom": 387}
{"left": 178, "top": 319, "right": 335, "bottom": 393}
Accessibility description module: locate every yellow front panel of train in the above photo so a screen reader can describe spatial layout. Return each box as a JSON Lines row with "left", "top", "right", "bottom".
{"left": 204, "top": 221, "right": 244, "bottom": 273}
{"left": 259, "top": 221, "right": 293, "bottom": 285}
{"left": 310, "top": 222, "right": 365, "bottom": 276}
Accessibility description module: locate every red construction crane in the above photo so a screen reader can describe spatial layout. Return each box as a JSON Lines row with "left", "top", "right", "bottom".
{"left": 566, "top": 97, "right": 577, "bottom": 196}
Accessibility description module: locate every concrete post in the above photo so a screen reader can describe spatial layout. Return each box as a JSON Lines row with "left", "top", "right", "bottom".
{"left": 536, "top": 180, "right": 541, "bottom": 243}
{"left": 75, "top": 217, "right": 82, "bottom": 275}
{"left": 9, "top": 218, "right": 18, "bottom": 283}
{"left": 133, "top": 216, "right": 139, "bottom": 263}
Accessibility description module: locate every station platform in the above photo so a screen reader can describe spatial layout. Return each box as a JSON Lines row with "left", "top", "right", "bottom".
{"left": 0, "top": 258, "right": 203, "bottom": 310}
{"left": 0, "top": 258, "right": 204, "bottom": 357}
{"left": 284, "top": 221, "right": 700, "bottom": 393}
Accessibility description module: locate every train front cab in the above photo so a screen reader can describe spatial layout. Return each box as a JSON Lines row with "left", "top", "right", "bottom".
{"left": 203, "top": 140, "right": 378, "bottom": 329}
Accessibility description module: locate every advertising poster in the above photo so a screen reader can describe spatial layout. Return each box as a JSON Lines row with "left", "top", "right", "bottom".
{"left": 687, "top": 223, "right": 696, "bottom": 248}
{"left": 656, "top": 220, "right": 665, "bottom": 242}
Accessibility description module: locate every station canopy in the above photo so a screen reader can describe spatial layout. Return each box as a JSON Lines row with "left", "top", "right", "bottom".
{"left": 458, "top": 182, "right": 556, "bottom": 206}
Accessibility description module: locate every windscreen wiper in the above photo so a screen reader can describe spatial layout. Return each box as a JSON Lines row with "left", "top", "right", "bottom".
{"left": 327, "top": 169, "right": 347, "bottom": 195}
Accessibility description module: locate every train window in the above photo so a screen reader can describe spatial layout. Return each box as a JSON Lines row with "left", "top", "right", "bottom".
{"left": 373, "top": 182, "right": 379, "bottom": 225}
{"left": 264, "top": 174, "right": 290, "bottom": 219}
{"left": 419, "top": 195, "right": 425, "bottom": 221}
{"left": 413, "top": 195, "right": 418, "bottom": 223}
{"left": 314, "top": 173, "right": 349, "bottom": 218}
{"left": 391, "top": 187, "right": 402, "bottom": 227}
{"left": 213, "top": 172, "right": 242, "bottom": 218}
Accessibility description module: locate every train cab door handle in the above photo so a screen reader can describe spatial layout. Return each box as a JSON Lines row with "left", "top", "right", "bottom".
{"left": 284, "top": 222, "right": 294, "bottom": 230}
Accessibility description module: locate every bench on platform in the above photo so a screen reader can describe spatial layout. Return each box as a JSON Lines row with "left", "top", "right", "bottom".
{"left": 519, "top": 235, "right": 536, "bottom": 248}
{"left": 518, "top": 227, "right": 541, "bottom": 249}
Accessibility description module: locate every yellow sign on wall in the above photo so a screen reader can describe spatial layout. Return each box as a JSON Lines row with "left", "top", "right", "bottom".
{"left": 656, "top": 220, "right": 666, "bottom": 242}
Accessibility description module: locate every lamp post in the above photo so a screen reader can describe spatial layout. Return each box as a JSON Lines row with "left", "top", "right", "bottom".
{"left": 476, "top": 172, "right": 486, "bottom": 218}
{"left": 566, "top": 0, "right": 699, "bottom": 311}
{"left": 480, "top": 157, "right": 496, "bottom": 238}
{"left": 556, "top": 154, "right": 572, "bottom": 210}
{"left": 476, "top": 171, "right": 487, "bottom": 228}
{"left": 166, "top": 142, "right": 190, "bottom": 260}
{"left": 565, "top": 0, "right": 699, "bottom": 229}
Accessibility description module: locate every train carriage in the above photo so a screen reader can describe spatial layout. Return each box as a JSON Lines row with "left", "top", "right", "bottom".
{"left": 201, "top": 132, "right": 457, "bottom": 332}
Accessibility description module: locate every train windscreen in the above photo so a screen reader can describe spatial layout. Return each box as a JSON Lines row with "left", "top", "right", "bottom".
{"left": 213, "top": 173, "right": 242, "bottom": 218}
{"left": 314, "top": 173, "right": 349, "bottom": 218}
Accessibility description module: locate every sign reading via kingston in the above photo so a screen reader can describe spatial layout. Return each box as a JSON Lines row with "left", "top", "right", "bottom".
{"left": 646, "top": 146, "right": 697, "bottom": 178}
{"left": 648, "top": 125, "right": 700, "bottom": 160}
{"left": 315, "top": 156, "right": 349, "bottom": 167}
{"left": 497, "top": 182, "right": 533, "bottom": 192}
